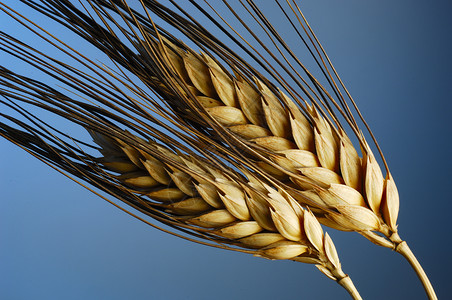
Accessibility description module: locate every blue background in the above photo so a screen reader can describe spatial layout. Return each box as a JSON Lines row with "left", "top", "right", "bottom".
{"left": 1, "top": 1, "right": 451, "bottom": 299}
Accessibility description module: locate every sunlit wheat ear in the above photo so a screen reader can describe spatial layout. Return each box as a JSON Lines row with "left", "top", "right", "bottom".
{"left": 90, "top": 130, "right": 361, "bottom": 299}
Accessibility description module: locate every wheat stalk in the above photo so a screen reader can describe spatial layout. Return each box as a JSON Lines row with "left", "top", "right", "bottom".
{"left": 130, "top": 9, "right": 437, "bottom": 299}
{"left": 0, "top": 1, "right": 438, "bottom": 299}
{"left": 137, "top": 33, "right": 437, "bottom": 298}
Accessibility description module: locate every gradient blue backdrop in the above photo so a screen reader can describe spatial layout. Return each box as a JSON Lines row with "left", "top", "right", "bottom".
{"left": 1, "top": 1, "right": 451, "bottom": 299}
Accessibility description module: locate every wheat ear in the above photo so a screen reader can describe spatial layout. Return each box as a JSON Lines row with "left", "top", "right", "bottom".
{"left": 137, "top": 38, "right": 436, "bottom": 299}
{"left": 88, "top": 129, "right": 361, "bottom": 299}
{"left": 149, "top": 40, "right": 397, "bottom": 238}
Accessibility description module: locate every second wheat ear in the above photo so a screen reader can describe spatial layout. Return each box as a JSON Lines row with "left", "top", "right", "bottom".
{"left": 89, "top": 130, "right": 361, "bottom": 299}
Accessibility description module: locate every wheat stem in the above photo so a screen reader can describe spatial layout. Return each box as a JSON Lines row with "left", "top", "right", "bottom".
{"left": 154, "top": 37, "right": 438, "bottom": 297}
{"left": 0, "top": 1, "right": 436, "bottom": 298}
{"left": 392, "top": 237, "right": 437, "bottom": 300}
{"left": 337, "top": 276, "right": 362, "bottom": 300}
